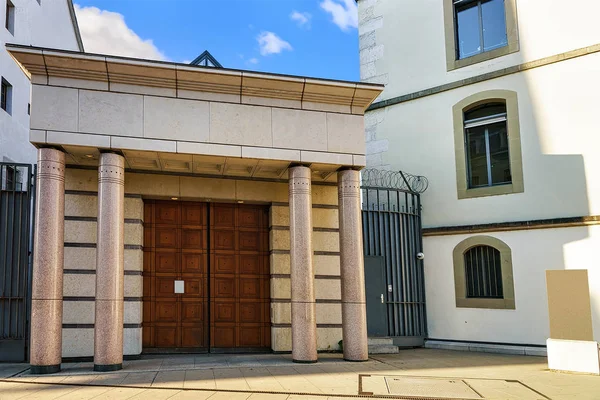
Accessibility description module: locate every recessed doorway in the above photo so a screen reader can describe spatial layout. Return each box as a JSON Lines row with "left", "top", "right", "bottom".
{"left": 142, "top": 201, "right": 271, "bottom": 353}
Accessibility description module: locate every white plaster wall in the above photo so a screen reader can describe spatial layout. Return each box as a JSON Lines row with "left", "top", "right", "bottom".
{"left": 0, "top": 0, "right": 80, "bottom": 164}
{"left": 363, "top": 0, "right": 600, "bottom": 99}
{"left": 424, "top": 225, "right": 600, "bottom": 345}
{"left": 372, "top": 53, "right": 600, "bottom": 227}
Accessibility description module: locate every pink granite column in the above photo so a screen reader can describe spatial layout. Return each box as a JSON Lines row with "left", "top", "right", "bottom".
{"left": 94, "top": 152, "right": 125, "bottom": 372}
{"left": 30, "top": 148, "right": 66, "bottom": 374}
{"left": 288, "top": 165, "right": 318, "bottom": 363}
{"left": 338, "top": 169, "right": 368, "bottom": 361}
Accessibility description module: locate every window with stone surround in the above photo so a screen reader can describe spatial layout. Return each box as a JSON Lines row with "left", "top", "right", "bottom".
{"left": 453, "top": 90, "right": 524, "bottom": 199}
{"left": 443, "top": 0, "right": 519, "bottom": 70}
{"left": 453, "top": 236, "right": 515, "bottom": 309}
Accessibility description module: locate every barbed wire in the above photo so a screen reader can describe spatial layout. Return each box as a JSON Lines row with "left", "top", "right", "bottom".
{"left": 361, "top": 168, "right": 429, "bottom": 194}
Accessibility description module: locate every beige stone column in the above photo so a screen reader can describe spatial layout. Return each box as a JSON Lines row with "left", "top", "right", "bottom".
{"left": 30, "top": 148, "right": 66, "bottom": 374}
{"left": 288, "top": 165, "right": 318, "bottom": 363}
{"left": 338, "top": 169, "right": 368, "bottom": 361}
{"left": 94, "top": 152, "right": 125, "bottom": 372}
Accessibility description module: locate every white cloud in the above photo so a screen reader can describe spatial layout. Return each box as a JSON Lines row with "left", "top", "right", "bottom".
{"left": 290, "top": 10, "right": 312, "bottom": 29}
{"left": 320, "top": 0, "right": 358, "bottom": 31}
{"left": 248, "top": 58, "right": 259, "bottom": 65}
{"left": 257, "top": 32, "right": 292, "bottom": 56}
{"left": 74, "top": 5, "right": 167, "bottom": 60}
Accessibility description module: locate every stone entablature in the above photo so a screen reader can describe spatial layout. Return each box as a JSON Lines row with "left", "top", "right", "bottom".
{"left": 8, "top": 45, "right": 382, "bottom": 170}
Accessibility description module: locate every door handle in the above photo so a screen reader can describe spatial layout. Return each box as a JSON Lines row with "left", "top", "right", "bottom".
{"left": 381, "top": 294, "right": 384, "bottom": 304}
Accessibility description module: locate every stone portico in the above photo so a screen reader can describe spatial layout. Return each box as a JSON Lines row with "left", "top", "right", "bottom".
{"left": 8, "top": 45, "right": 383, "bottom": 373}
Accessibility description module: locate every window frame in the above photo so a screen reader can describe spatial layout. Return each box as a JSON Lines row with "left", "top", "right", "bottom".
{"left": 1, "top": 77, "right": 13, "bottom": 115}
{"left": 465, "top": 106, "right": 510, "bottom": 189}
{"left": 443, "top": 0, "right": 519, "bottom": 71}
{"left": 5, "top": 0, "right": 15, "bottom": 35}
{"left": 453, "top": 236, "right": 515, "bottom": 310}
{"left": 453, "top": 90, "right": 524, "bottom": 199}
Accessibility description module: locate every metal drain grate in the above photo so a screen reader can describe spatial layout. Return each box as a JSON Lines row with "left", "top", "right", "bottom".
{"left": 385, "top": 376, "right": 481, "bottom": 399}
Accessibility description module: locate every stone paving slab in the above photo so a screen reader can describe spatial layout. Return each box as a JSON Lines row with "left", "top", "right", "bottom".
{"left": 1, "top": 349, "right": 599, "bottom": 399}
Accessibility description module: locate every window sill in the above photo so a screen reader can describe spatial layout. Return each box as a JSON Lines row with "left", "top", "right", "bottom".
{"left": 447, "top": 43, "right": 519, "bottom": 71}
{"left": 456, "top": 297, "right": 515, "bottom": 310}
{"left": 458, "top": 181, "right": 524, "bottom": 199}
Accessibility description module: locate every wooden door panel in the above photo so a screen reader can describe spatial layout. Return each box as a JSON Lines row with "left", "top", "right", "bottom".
{"left": 143, "top": 201, "right": 208, "bottom": 350}
{"left": 155, "top": 203, "right": 180, "bottom": 224}
{"left": 155, "top": 228, "right": 178, "bottom": 248}
{"left": 144, "top": 201, "right": 269, "bottom": 351}
{"left": 210, "top": 204, "right": 271, "bottom": 349}
{"left": 155, "top": 252, "right": 178, "bottom": 273}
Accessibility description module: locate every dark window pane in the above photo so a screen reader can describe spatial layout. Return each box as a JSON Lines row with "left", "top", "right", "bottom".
{"left": 456, "top": 3, "right": 481, "bottom": 59}
{"left": 464, "top": 245, "right": 503, "bottom": 299}
{"left": 464, "top": 102, "right": 506, "bottom": 121}
{"left": 481, "top": 0, "right": 508, "bottom": 51}
{"left": 466, "top": 126, "right": 488, "bottom": 187}
{"left": 488, "top": 122, "right": 511, "bottom": 184}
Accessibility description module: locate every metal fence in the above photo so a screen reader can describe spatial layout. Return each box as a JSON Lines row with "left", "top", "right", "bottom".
{"left": 361, "top": 169, "right": 428, "bottom": 338}
{"left": 0, "top": 163, "right": 35, "bottom": 362}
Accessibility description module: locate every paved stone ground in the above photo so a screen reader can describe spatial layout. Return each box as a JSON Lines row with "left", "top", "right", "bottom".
{"left": 1, "top": 349, "right": 599, "bottom": 399}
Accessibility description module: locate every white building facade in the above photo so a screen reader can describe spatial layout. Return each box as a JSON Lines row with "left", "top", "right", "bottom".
{"left": 359, "top": 0, "right": 600, "bottom": 350}
{"left": 1, "top": 0, "right": 82, "bottom": 164}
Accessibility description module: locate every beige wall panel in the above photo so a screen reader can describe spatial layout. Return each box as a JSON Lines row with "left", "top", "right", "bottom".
{"left": 111, "top": 83, "right": 175, "bottom": 98}
{"left": 315, "top": 279, "right": 341, "bottom": 300}
{"left": 271, "top": 303, "right": 291, "bottom": 324}
{"left": 271, "top": 277, "right": 291, "bottom": 299}
{"left": 272, "top": 108, "right": 327, "bottom": 151}
{"left": 63, "top": 274, "right": 95, "bottom": 297}
{"left": 65, "top": 194, "right": 97, "bottom": 217}
{"left": 125, "top": 197, "right": 144, "bottom": 220}
{"left": 124, "top": 301, "right": 142, "bottom": 324}
{"left": 64, "top": 247, "right": 96, "bottom": 270}
{"left": 312, "top": 208, "right": 339, "bottom": 229}
{"left": 272, "top": 327, "right": 291, "bottom": 352}
{"left": 64, "top": 220, "right": 96, "bottom": 243}
{"left": 62, "top": 328, "right": 93, "bottom": 357}
{"left": 124, "top": 250, "right": 143, "bottom": 272}
{"left": 235, "top": 180, "right": 288, "bottom": 203}
{"left": 31, "top": 85, "right": 78, "bottom": 132}
{"left": 546, "top": 270, "right": 594, "bottom": 341}
{"left": 270, "top": 253, "right": 290, "bottom": 275}
{"left": 124, "top": 275, "right": 143, "bottom": 297}
{"left": 270, "top": 230, "right": 290, "bottom": 251}
{"left": 312, "top": 231, "right": 340, "bottom": 252}
{"left": 124, "top": 328, "right": 142, "bottom": 355}
{"left": 124, "top": 173, "right": 180, "bottom": 197}
{"left": 79, "top": 90, "right": 143, "bottom": 137}
{"left": 125, "top": 223, "right": 143, "bottom": 245}
{"left": 326, "top": 113, "right": 365, "bottom": 154}
{"left": 314, "top": 255, "right": 341, "bottom": 276}
{"left": 270, "top": 205, "right": 290, "bottom": 227}
{"left": 210, "top": 102, "right": 272, "bottom": 147}
{"left": 316, "top": 327, "right": 343, "bottom": 351}
{"left": 65, "top": 168, "right": 97, "bottom": 192}
{"left": 144, "top": 96, "right": 209, "bottom": 142}
{"left": 63, "top": 301, "right": 94, "bottom": 324}
{"left": 316, "top": 303, "right": 342, "bottom": 324}
{"left": 179, "top": 176, "right": 236, "bottom": 200}
{"left": 312, "top": 186, "right": 338, "bottom": 206}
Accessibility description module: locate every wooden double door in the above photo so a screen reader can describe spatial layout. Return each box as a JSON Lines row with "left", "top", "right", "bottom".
{"left": 143, "top": 201, "right": 271, "bottom": 352}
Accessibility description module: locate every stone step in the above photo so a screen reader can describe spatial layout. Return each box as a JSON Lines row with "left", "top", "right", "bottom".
{"left": 369, "top": 344, "right": 400, "bottom": 354}
{"left": 368, "top": 337, "right": 395, "bottom": 346}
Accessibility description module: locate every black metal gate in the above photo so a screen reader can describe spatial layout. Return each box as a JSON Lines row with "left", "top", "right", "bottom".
{"left": 361, "top": 169, "right": 428, "bottom": 341}
{"left": 0, "top": 163, "right": 35, "bottom": 362}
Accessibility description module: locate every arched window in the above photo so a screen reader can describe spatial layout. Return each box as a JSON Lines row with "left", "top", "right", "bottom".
{"left": 464, "top": 245, "right": 503, "bottom": 298}
{"left": 453, "top": 236, "right": 515, "bottom": 309}
{"left": 464, "top": 102, "right": 510, "bottom": 188}
{"left": 453, "top": 90, "right": 524, "bottom": 199}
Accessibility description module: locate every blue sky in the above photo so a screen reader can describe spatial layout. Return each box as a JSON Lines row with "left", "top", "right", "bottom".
{"left": 74, "top": 0, "right": 360, "bottom": 81}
